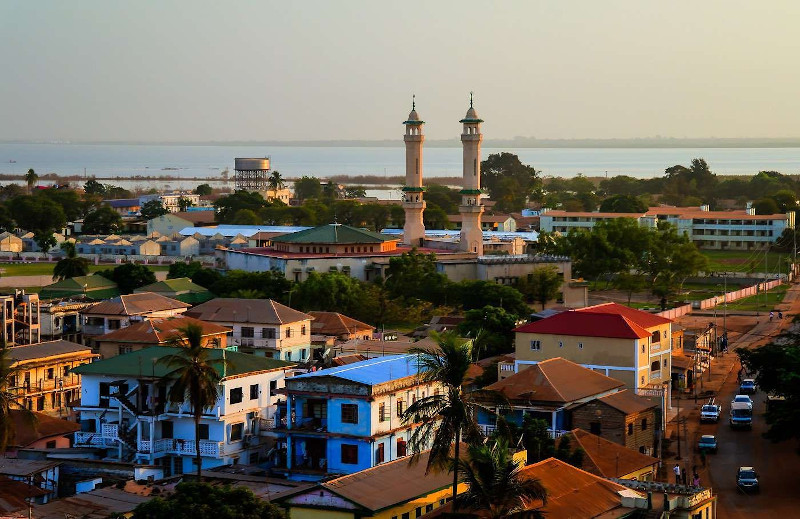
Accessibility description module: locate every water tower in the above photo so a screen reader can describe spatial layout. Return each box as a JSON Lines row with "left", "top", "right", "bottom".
{"left": 234, "top": 157, "right": 271, "bottom": 191}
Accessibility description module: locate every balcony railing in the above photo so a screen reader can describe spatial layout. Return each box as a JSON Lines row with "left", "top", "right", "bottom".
{"left": 138, "top": 438, "right": 226, "bottom": 457}
{"left": 478, "top": 424, "right": 567, "bottom": 439}
{"left": 75, "top": 431, "right": 109, "bottom": 447}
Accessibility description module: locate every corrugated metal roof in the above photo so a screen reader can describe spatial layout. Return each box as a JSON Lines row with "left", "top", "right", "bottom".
{"left": 179, "top": 225, "right": 312, "bottom": 238}
{"left": 185, "top": 298, "right": 311, "bottom": 325}
{"left": 293, "top": 355, "right": 418, "bottom": 385}
{"left": 272, "top": 224, "right": 394, "bottom": 244}
{"left": 8, "top": 340, "right": 94, "bottom": 362}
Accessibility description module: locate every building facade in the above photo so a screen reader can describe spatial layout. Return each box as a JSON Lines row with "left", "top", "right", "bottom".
{"left": 81, "top": 293, "right": 190, "bottom": 345}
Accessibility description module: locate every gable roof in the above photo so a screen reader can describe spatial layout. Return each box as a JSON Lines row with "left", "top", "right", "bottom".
{"left": 71, "top": 346, "right": 294, "bottom": 379}
{"left": 483, "top": 358, "right": 624, "bottom": 404}
{"left": 290, "top": 449, "right": 457, "bottom": 513}
{"left": 185, "top": 298, "right": 311, "bottom": 324}
{"left": 563, "top": 429, "right": 660, "bottom": 479}
{"left": 134, "top": 278, "right": 214, "bottom": 304}
{"left": 291, "top": 355, "right": 418, "bottom": 386}
{"left": 95, "top": 316, "right": 230, "bottom": 344}
{"left": 9, "top": 410, "right": 80, "bottom": 448}
{"left": 173, "top": 211, "right": 216, "bottom": 225}
{"left": 515, "top": 458, "right": 636, "bottom": 518}
{"left": 86, "top": 293, "right": 190, "bottom": 316}
{"left": 40, "top": 275, "right": 120, "bottom": 301}
{"left": 307, "top": 311, "right": 374, "bottom": 336}
{"left": 513, "top": 302, "right": 670, "bottom": 339}
{"left": 271, "top": 223, "right": 395, "bottom": 244}
{"left": 593, "top": 389, "right": 658, "bottom": 414}
{"left": 7, "top": 340, "right": 95, "bottom": 363}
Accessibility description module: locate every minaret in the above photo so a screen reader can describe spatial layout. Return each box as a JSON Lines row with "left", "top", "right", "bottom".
{"left": 402, "top": 96, "right": 426, "bottom": 247}
{"left": 458, "top": 93, "right": 484, "bottom": 254}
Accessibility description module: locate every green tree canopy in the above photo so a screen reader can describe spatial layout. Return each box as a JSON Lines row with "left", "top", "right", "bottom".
{"left": 53, "top": 242, "right": 90, "bottom": 281}
{"left": 194, "top": 183, "right": 213, "bottom": 196}
{"left": 214, "top": 191, "right": 268, "bottom": 223}
{"left": 293, "top": 176, "right": 322, "bottom": 200}
{"left": 458, "top": 305, "right": 519, "bottom": 357}
{"left": 132, "top": 482, "right": 284, "bottom": 519}
{"left": 385, "top": 249, "right": 449, "bottom": 305}
{"left": 140, "top": 200, "right": 169, "bottom": 220}
{"left": 98, "top": 263, "right": 157, "bottom": 294}
{"left": 167, "top": 261, "right": 204, "bottom": 280}
{"left": 481, "top": 152, "right": 540, "bottom": 212}
{"left": 598, "top": 194, "right": 647, "bottom": 213}
{"left": 83, "top": 206, "right": 123, "bottom": 234}
{"left": 518, "top": 266, "right": 562, "bottom": 310}
{"left": 753, "top": 197, "right": 780, "bottom": 215}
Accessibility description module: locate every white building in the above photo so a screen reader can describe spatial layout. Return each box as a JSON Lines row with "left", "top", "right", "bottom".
{"left": 185, "top": 298, "right": 314, "bottom": 361}
{"left": 140, "top": 193, "right": 201, "bottom": 214}
{"left": 73, "top": 346, "right": 295, "bottom": 476}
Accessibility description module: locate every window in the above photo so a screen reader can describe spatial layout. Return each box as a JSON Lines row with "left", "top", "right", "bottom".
{"left": 108, "top": 319, "right": 121, "bottom": 330}
{"left": 63, "top": 366, "right": 69, "bottom": 377}
{"left": 641, "top": 418, "right": 648, "bottom": 431}
{"left": 378, "top": 403, "right": 387, "bottom": 422}
{"left": 642, "top": 344, "right": 646, "bottom": 353}
{"left": 118, "top": 345, "right": 133, "bottom": 355}
{"left": 230, "top": 423, "right": 244, "bottom": 441}
{"left": 426, "top": 504, "right": 434, "bottom": 513}
{"left": 578, "top": 342, "right": 583, "bottom": 349}
{"left": 627, "top": 423, "right": 633, "bottom": 435}
{"left": 198, "top": 424, "right": 209, "bottom": 440}
{"left": 396, "top": 399, "right": 405, "bottom": 417}
{"left": 37, "top": 396, "right": 45, "bottom": 411}
{"left": 285, "top": 352, "right": 291, "bottom": 360}
{"left": 416, "top": 507, "right": 423, "bottom": 518}
{"left": 341, "top": 444, "right": 358, "bottom": 464}
{"left": 641, "top": 376, "right": 645, "bottom": 386}
{"left": 241, "top": 327, "right": 255, "bottom": 338}
{"left": 341, "top": 404, "right": 358, "bottom": 424}
{"left": 262, "top": 328, "right": 276, "bottom": 339}
{"left": 286, "top": 327, "right": 293, "bottom": 338}
{"left": 402, "top": 514, "right": 410, "bottom": 519}
{"left": 301, "top": 325, "right": 307, "bottom": 335}
{"left": 530, "top": 340, "right": 541, "bottom": 351}
{"left": 651, "top": 360, "right": 660, "bottom": 372}
{"left": 269, "top": 380, "right": 277, "bottom": 394}
{"left": 230, "top": 387, "right": 243, "bottom": 405}
{"left": 652, "top": 331, "right": 661, "bottom": 343}
{"left": 397, "top": 438, "right": 407, "bottom": 457}
{"left": 250, "top": 384, "right": 259, "bottom": 400}
{"left": 558, "top": 341, "right": 563, "bottom": 348}
{"left": 162, "top": 421, "right": 174, "bottom": 439}
{"left": 590, "top": 422, "right": 602, "bottom": 435}
{"left": 376, "top": 443, "right": 385, "bottom": 464}
{"left": 301, "top": 348, "right": 307, "bottom": 360}
{"left": 47, "top": 368, "right": 54, "bottom": 380}
{"left": 45, "top": 440, "right": 56, "bottom": 449}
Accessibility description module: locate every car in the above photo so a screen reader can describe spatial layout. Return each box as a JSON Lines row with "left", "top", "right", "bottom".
{"left": 700, "top": 404, "right": 721, "bottom": 423}
{"left": 737, "top": 466, "right": 759, "bottom": 493}
{"left": 698, "top": 434, "right": 718, "bottom": 453}
{"left": 740, "top": 379, "right": 757, "bottom": 394}
{"left": 732, "top": 395, "right": 753, "bottom": 409}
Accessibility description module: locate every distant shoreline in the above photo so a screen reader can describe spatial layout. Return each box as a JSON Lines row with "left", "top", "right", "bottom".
{"left": 4, "top": 138, "right": 800, "bottom": 148}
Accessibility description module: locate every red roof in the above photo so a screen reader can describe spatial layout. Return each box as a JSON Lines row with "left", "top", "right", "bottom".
{"left": 576, "top": 302, "right": 671, "bottom": 327}
{"left": 514, "top": 303, "right": 670, "bottom": 339}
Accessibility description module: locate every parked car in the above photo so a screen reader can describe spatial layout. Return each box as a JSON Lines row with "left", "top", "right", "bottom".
{"left": 698, "top": 434, "right": 718, "bottom": 453}
{"left": 732, "top": 395, "right": 754, "bottom": 409}
{"left": 740, "top": 379, "right": 757, "bottom": 394}
{"left": 737, "top": 467, "right": 759, "bottom": 493}
{"left": 700, "top": 404, "right": 721, "bottom": 423}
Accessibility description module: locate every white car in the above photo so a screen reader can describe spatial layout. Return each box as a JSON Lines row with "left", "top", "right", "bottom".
{"left": 700, "top": 404, "right": 721, "bottom": 423}
{"left": 732, "top": 395, "right": 754, "bottom": 409}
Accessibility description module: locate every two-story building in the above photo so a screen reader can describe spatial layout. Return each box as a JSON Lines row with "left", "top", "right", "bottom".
{"left": 1, "top": 291, "right": 41, "bottom": 346}
{"left": 185, "top": 298, "right": 313, "bottom": 361}
{"left": 39, "top": 300, "right": 97, "bottom": 343}
{"left": 277, "top": 355, "right": 442, "bottom": 477}
{"left": 72, "top": 346, "right": 295, "bottom": 476}
{"left": 93, "top": 316, "right": 231, "bottom": 359}
{"left": 7, "top": 340, "right": 98, "bottom": 415}
{"left": 307, "top": 311, "right": 374, "bottom": 342}
{"left": 513, "top": 303, "right": 673, "bottom": 391}
{"left": 569, "top": 389, "right": 658, "bottom": 455}
{"left": 81, "top": 293, "right": 190, "bottom": 346}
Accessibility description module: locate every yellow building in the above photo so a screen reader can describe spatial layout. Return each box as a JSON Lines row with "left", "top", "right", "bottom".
{"left": 513, "top": 303, "right": 673, "bottom": 391}
{"left": 277, "top": 449, "right": 467, "bottom": 519}
{"left": 8, "top": 340, "right": 98, "bottom": 415}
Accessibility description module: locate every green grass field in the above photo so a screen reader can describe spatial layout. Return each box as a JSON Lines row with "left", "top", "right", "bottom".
{"left": 700, "top": 250, "right": 792, "bottom": 275}
{"left": 723, "top": 284, "right": 789, "bottom": 311}
{"left": 0, "top": 263, "right": 170, "bottom": 277}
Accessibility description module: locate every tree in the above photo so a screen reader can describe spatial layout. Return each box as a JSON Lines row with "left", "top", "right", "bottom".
{"left": 293, "top": 176, "right": 322, "bottom": 200}
{"left": 194, "top": 184, "right": 213, "bottom": 196}
{"left": 0, "top": 344, "right": 36, "bottom": 452}
{"left": 83, "top": 206, "right": 123, "bottom": 234}
{"left": 344, "top": 185, "right": 367, "bottom": 198}
{"left": 519, "top": 266, "right": 562, "bottom": 310}
{"left": 132, "top": 482, "right": 285, "bottom": 519}
{"left": 402, "top": 332, "right": 489, "bottom": 512}
{"left": 458, "top": 305, "right": 519, "bottom": 358}
{"left": 753, "top": 197, "right": 779, "bottom": 215}
{"left": 520, "top": 416, "right": 555, "bottom": 464}
{"left": 268, "top": 171, "right": 286, "bottom": 191}
{"left": 385, "top": 249, "right": 449, "bottom": 305}
{"left": 53, "top": 241, "right": 90, "bottom": 281}
{"left": 598, "top": 194, "right": 647, "bottom": 213}
{"left": 160, "top": 325, "right": 229, "bottom": 479}
{"left": 737, "top": 339, "right": 800, "bottom": 444}
{"left": 9, "top": 196, "right": 66, "bottom": 254}
{"left": 84, "top": 179, "right": 106, "bottom": 195}
{"left": 614, "top": 271, "right": 646, "bottom": 306}
{"left": 454, "top": 439, "right": 547, "bottom": 518}
{"left": 481, "top": 153, "right": 540, "bottom": 212}
{"left": 178, "top": 197, "right": 194, "bottom": 211}
{"left": 230, "top": 209, "right": 260, "bottom": 225}
{"left": 140, "top": 200, "right": 169, "bottom": 220}
{"left": 214, "top": 191, "right": 268, "bottom": 223}
{"left": 450, "top": 280, "right": 529, "bottom": 316}
{"left": 98, "top": 263, "right": 156, "bottom": 294}
{"left": 168, "top": 261, "right": 203, "bottom": 280}
{"left": 25, "top": 168, "right": 38, "bottom": 192}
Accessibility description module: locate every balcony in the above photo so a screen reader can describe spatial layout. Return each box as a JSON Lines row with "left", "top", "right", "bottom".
{"left": 138, "top": 438, "right": 226, "bottom": 457}
{"left": 75, "top": 431, "right": 110, "bottom": 447}
{"left": 478, "top": 423, "right": 567, "bottom": 439}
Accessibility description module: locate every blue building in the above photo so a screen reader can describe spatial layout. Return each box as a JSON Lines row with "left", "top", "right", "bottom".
{"left": 277, "top": 355, "right": 441, "bottom": 477}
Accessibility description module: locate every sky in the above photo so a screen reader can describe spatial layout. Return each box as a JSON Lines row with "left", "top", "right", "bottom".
{"left": 2, "top": 1, "right": 800, "bottom": 142}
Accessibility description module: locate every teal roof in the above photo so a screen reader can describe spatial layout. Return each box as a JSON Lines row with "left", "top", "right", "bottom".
{"left": 40, "top": 275, "right": 120, "bottom": 301}
{"left": 134, "top": 278, "right": 213, "bottom": 304}
{"left": 71, "top": 346, "right": 294, "bottom": 379}
{"left": 271, "top": 224, "right": 395, "bottom": 244}
{"left": 292, "top": 355, "right": 418, "bottom": 386}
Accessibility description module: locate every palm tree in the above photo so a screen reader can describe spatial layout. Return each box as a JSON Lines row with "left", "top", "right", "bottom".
{"left": 52, "top": 241, "right": 90, "bottom": 281}
{"left": 0, "top": 344, "right": 36, "bottom": 453}
{"left": 160, "top": 324, "right": 230, "bottom": 479}
{"left": 268, "top": 170, "right": 285, "bottom": 191}
{"left": 455, "top": 439, "right": 547, "bottom": 518}
{"left": 402, "top": 331, "right": 490, "bottom": 512}
{"left": 25, "top": 168, "right": 38, "bottom": 192}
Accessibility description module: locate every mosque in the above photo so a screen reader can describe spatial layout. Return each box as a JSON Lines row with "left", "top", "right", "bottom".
{"left": 222, "top": 97, "right": 587, "bottom": 308}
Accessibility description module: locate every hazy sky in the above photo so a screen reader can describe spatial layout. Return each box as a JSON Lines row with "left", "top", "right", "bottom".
{"left": 2, "top": 1, "right": 800, "bottom": 142}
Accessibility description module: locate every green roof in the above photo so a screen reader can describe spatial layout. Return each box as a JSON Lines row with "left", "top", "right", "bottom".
{"left": 134, "top": 278, "right": 214, "bottom": 304}
{"left": 271, "top": 224, "right": 395, "bottom": 245}
{"left": 40, "top": 275, "right": 120, "bottom": 301}
{"left": 71, "top": 346, "right": 295, "bottom": 379}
